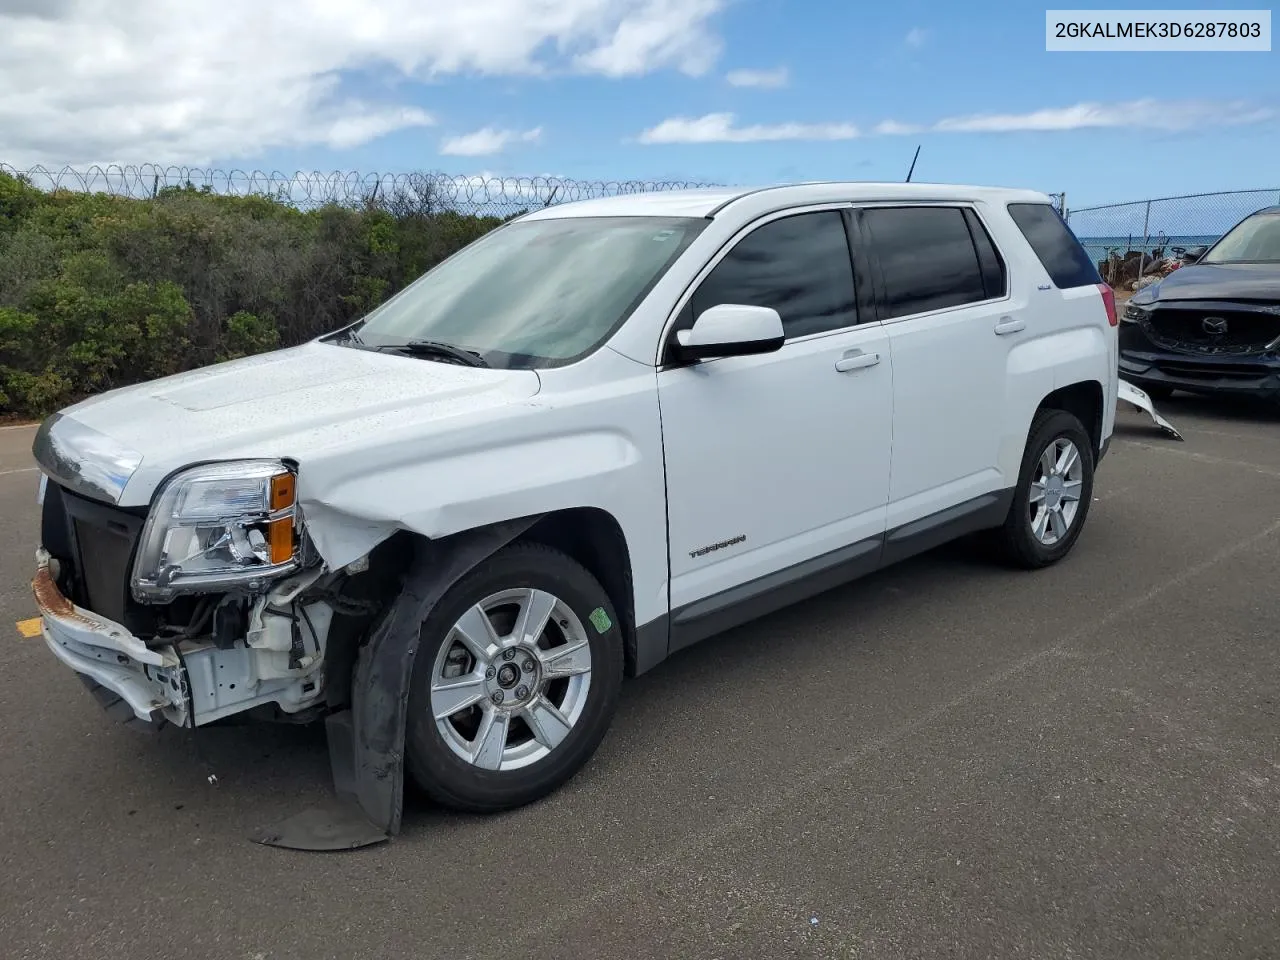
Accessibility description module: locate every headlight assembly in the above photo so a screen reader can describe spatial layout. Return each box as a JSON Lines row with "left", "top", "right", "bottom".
{"left": 132, "top": 460, "right": 302, "bottom": 602}
{"left": 1122, "top": 302, "right": 1151, "bottom": 324}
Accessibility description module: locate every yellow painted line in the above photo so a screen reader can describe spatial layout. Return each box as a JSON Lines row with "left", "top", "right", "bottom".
{"left": 15, "top": 618, "right": 41, "bottom": 638}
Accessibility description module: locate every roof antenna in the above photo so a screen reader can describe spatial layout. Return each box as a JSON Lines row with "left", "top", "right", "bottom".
{"left": 905, "top": 145, "right": 921, "bottom": 183}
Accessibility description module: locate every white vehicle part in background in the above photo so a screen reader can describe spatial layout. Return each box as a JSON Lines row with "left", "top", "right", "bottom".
{"left": 1117, "top": 379, "right": 1184, "bottom": 441}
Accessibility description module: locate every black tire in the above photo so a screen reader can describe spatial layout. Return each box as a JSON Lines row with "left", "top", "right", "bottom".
{"left": 405, "top": 541, "right": 624, "bottom": 814}
{"left": 993, "top": 409, "right": 1096, "bottom": 570}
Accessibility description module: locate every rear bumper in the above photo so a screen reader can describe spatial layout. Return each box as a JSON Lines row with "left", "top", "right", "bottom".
{"left": 33, "top": 548, "right": 189, "bottom": 727}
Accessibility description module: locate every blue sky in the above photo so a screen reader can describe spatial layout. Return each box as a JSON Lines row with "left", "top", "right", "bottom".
{"left": 2, "top": 0, "right": 1276, "bottom": 209}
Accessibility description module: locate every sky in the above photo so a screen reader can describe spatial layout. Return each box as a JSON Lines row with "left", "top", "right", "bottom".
{"left": 0, "top": 0, "right": 1276, "bottom": 209}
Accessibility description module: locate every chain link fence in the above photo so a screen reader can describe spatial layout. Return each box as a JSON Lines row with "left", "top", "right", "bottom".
{"left": 1064, "top": 188, "right": 1280, "bottom": 288}
{"left": 0, "top": 162, "right": 719, "bottom": 219}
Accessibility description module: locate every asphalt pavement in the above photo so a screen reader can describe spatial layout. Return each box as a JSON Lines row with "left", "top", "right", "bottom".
{"left": 2, "top": 395, "right": 1279, "bottom": 960}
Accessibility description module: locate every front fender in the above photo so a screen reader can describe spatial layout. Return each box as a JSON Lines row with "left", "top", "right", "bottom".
{"left": 299, "top": 427, "right": 644, "bottom": 571}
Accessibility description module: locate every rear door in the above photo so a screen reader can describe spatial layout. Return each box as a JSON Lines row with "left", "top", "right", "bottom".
{"left": 856, "top": 204, "right": 1015, "bottom": 534}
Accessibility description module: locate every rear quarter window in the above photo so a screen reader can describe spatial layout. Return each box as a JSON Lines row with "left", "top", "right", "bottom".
{"left": 1007, "top": 202, "right": 1102, "bottom": 289}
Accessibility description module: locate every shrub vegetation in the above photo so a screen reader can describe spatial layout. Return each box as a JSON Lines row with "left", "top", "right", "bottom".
{"left": 0, "top": 171, "right": 507, "bottom": 418}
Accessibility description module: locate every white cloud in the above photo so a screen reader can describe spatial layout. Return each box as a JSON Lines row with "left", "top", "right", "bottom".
{"left": 573, "top": 0, "right": 724, "bottom": 78}
{"left": 726, "top": 66, "right": 789, "bottom": 88}
{"left": 873, "top": 120, "right": 923, "bottom": 136}
{"left": 638, "top": 112, "right": 858, "bottom": 144}
{"left": 930, "top": 99, "right": 1274, "bottom": 133}
{"left": 0, "top": 0, "right": 726, "bottom": 166}
{"left": 440, "top": 126, "right": 543, "bottom": 157}
{"left": 638, "top": 99, "right": 1274, "bottom": 146}
{"left": 905, "top": 27, "right": 927, "bottom": 47}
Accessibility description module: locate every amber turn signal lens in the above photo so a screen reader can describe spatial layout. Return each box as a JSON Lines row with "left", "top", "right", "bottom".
{"left": 269, "top": 472, "right": 296, "bottom": 512}
{"left": 267, "top": 517, "right": 294, "bottom": 565}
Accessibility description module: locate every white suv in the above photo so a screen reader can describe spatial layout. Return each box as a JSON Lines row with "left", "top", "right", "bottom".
{"left": 31, "top": 182, "right": 1118, "bottom": 841}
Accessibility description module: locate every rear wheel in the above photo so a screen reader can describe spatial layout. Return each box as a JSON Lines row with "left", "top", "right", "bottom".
{"left": 993, "top": 409, "right": 1095, "bottom": 569}
{"left": 405, "top": 542, "right": 624, "bottom": 813}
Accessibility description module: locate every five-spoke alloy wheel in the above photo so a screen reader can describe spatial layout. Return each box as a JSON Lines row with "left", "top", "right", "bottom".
{"left": 407, "top": 543, "right": 623, "bottom": 813}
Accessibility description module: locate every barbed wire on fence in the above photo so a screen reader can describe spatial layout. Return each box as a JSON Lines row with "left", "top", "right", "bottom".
{"left": 0, "top": 162, "right": 720, "bottom": 218}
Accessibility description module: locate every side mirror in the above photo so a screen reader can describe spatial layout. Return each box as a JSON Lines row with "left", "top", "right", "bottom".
{"left": 673, "top": 304, "right": 785, "bottom": 362}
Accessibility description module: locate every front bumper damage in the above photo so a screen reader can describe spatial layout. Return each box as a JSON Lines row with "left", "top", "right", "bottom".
{"left": 34, "top": 548, "right": 189, "bottom": 727}
{"left": 32, "top": 519, "right": 543, "bottom": 852}
{"left": 1117, "top": 378, "right": 1184, "bottom": 441}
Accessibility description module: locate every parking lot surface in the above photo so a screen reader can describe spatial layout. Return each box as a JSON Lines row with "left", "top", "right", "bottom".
{"left": 1, "top": 397, "right": 1279, "bottom": 960}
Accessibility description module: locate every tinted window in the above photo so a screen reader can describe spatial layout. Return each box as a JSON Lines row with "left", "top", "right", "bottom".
{"left": 1007, "top": 202, "right": 1102, "bottom": 288}
{"left": 691, "top": 211, "right": 858, "bottom": 338}
{"left": 863, "top": 206, "right": 988, "bottom": 320}
{"left": 963, "top": 208, "right": 1008, "bottom": 299}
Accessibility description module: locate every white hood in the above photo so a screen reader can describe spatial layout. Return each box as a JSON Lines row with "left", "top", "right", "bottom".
{"left": 39, "top": 341, "right": 541, "bottom": 510}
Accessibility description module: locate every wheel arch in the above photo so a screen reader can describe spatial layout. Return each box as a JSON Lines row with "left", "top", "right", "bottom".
{"left": 1037, "top": 379, "right": 1104, "bottom": 461}
{"left": 519, "top": 507, "right": 641, "bottom": 678}
{"left": 326, "top": 507, "right": 643, "bottom": 696}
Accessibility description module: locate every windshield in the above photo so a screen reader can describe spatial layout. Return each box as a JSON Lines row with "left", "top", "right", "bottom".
{"left": 1201, "top": 212, "right": 1280, "bottom": 264}
{"left": 334, "top": 215, "right": 707, "bottom": 368}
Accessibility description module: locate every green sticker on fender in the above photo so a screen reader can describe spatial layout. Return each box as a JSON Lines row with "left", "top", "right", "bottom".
{"left": 589, "top": 607, "right": 612, "bottom": 634}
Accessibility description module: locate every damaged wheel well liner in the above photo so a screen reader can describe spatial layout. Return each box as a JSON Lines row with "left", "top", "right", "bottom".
{"left": 261, "top": 510, "right": 640, "bottom": 848}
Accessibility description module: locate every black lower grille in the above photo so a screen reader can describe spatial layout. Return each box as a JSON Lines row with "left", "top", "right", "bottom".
{"left": 1144, "top": 308, "right": 1280, "bottom": 355}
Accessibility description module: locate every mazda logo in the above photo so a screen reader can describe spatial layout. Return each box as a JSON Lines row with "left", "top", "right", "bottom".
{"left": 1202, "top": 316, "right": 1228, "bottom": 335}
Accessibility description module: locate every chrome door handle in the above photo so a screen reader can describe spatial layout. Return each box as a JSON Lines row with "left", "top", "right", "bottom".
{"left": 834, "top": 350, "right": 881, "bottom": 373}
{"left": 994, "top": 316, "right": 1026, "bottom": 335}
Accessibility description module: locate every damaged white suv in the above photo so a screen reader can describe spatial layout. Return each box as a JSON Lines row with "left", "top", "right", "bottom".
{"left": 32, "top": 183, "right": 1118, "bottom": 845}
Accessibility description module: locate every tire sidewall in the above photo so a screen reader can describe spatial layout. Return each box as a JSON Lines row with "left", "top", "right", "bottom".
{"left": 405, "top": 546, "right": 624, "bottom": 810}
{"left": 1012, "top": 411, "right": 1095, "bottom": 565}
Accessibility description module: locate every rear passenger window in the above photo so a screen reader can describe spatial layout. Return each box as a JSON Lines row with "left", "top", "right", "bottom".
{"left": 963, "top": 208, "right": 1008, "bottom": 300}
{"left": 1007, "top": 202, "right": 1102, "bottom": 289}
{"left": 691, "top": 211, "right": 858, "bottom": 338}
{"left": 862, "top": 206, "right": 989, "bottom": 320}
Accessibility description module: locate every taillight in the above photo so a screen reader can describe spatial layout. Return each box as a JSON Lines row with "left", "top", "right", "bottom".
{"left": 1097, "top": 282, "right": 1118, "bottom": 327}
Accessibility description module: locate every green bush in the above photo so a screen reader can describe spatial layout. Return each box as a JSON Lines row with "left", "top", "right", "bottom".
{"left": 0, "top": 171, "right": 506, "bottom": 419}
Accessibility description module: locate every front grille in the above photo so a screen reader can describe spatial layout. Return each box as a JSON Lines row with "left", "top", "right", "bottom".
{"left": 72, "top": 517, "right": 138, "bottom": 623}
{"left": 42, "top": 482, "right": 144, "bottom": 626}
{"left": 1143, "top": 308, "right": 1280, "bottom": 356}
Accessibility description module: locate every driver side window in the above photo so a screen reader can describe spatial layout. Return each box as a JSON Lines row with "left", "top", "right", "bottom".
{"left": 688, "top": 210, "right": 859, "bottom": 340}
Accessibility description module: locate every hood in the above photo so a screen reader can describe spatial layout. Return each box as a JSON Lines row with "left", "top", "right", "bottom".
{"left": 1137, "top": 261, "right": 1280, "bottom": 304}
{"left": 34, "top": 341, "right": 541, "bottom": 506}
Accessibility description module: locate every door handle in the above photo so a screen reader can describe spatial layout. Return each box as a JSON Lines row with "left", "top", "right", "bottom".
{"left": 834, "top": 350, "right": 881, "bottom": 373}
{"left": 994, "top": 316, "right": 1026, "bottom": 335}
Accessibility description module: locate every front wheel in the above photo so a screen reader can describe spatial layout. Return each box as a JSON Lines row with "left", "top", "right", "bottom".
{"left": 993, "top": 409, "right": 1095, "bottom": 569}
{"left": 405, "top": 542, "right": 624, "bottom": 813}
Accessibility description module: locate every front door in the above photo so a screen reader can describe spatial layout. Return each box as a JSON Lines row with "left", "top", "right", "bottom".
{"left": 656, "top": 208, "right": 894, "bottom": 640}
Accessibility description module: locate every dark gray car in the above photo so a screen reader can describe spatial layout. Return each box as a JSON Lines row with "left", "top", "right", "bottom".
{"left": 1119, "top": 206, "right": 1280, "bottom": 404}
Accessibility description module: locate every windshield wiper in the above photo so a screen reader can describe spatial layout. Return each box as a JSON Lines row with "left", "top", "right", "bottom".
{"left": 382, "top": 340, "right": 490, "bottom": 368}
